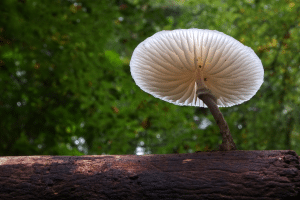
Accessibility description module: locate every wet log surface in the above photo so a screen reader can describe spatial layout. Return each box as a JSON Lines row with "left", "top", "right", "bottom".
{"left": 0, "top": 150, "right": 300, "bottom": 200}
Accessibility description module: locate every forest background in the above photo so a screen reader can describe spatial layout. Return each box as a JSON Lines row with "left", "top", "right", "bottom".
{"left": 1, "top": 0, "right": 300, "bottom": 156}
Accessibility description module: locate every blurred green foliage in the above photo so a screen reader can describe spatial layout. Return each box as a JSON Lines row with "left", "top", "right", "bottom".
{"left": 0, "top": 0, "right": 300, "bottom": 156}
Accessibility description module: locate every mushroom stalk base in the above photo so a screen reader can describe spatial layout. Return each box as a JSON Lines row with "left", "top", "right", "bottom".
{"left": 197, "top": 89, "right": 237, "bottom": 151}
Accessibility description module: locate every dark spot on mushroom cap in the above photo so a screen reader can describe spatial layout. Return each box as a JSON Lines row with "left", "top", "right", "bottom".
{"left": 204, "top": 78, "right": 207, "bottom": 81}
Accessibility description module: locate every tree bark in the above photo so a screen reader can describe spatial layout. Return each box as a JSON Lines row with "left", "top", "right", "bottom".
{"left": 0, "top": 150, "right": 299, "bottom": 200}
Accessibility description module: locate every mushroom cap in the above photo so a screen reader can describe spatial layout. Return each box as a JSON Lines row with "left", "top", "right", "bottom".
{"left": 130, "top": 29, "right": 264, "bottom": 107}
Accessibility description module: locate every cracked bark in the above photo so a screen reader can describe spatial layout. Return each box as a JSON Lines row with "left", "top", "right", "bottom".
{"left": 0, "top": 150, "right": 300, "bottom": 200}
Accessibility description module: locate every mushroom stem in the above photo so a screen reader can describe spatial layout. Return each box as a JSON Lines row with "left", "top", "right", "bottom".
{"left": 197, "top": 88, "right": 237, "bottom": 151}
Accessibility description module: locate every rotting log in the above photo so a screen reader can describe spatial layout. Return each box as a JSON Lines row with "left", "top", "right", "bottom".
{"left": 0, "top": 150, "right": 299, "bottom": 200}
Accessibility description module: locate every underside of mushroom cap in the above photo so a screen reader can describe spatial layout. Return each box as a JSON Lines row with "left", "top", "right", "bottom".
{"left": 130, "top": 29, "right": 264, "bottom": 107}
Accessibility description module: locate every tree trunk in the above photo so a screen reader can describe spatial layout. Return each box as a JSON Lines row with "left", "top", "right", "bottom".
{"left": 0, "top": 150, "right": 299, "bottom": 200}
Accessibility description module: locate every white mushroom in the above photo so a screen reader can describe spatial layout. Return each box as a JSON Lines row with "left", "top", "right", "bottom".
{"left": 130, "top": 29, "right": 263, "bottom": 107}
{"left": 130, "top": 29, "right": 264, "bottom": 150}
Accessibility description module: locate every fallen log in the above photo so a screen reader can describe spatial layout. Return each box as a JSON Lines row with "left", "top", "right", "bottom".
{"left": 0, "top": 150, "right": 299, "bottom": 200}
